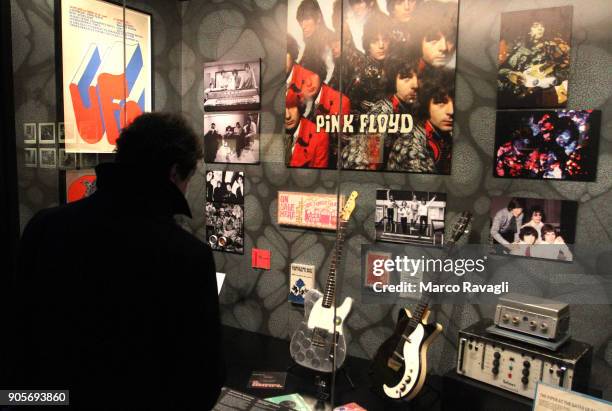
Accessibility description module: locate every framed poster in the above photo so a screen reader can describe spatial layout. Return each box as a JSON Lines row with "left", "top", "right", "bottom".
{"left": 203, "top": 59, "right": 261, "bottom": 112}
{"left": 286, "top": 0, "right": 458, "bottom": 172}
{"left": 61, "top": 0, "right": 152, "bottom": 153}
{"left": 497, "top": 6, "right": 573, "bottom": 109}
{"left": 204, "top": 112, "right": 260, "bottom": 164}
{"left": 494, "top": 110, "right": 601, "bottom": 181}
{"left": 23, "top": 123, "right": 36, "bottom": 144}
{"left": 39, "top": 148, "right": 58, "bottom": 169}
{"left": 277, "top": 191, "right": 340, "bottom": 231}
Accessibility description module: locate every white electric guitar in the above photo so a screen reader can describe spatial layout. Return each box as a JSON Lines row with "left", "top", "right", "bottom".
{"left": 289, "top": 191, "right": 358, "bottom": 373}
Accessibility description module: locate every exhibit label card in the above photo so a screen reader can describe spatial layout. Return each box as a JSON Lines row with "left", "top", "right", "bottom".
{"left": 278, "top": 191, "right": 339, "bottom": 230}
{"left": 61, "top": 0, "right": 151, "bottom": 153}
{"left": 252, "top": 249, "right": 271, "bottom": 270}
{"left": 289, "top": 263, "right": 315, "bottom": 305}
{"left": 534, "top": 383, "right": 612, "bottom": 411}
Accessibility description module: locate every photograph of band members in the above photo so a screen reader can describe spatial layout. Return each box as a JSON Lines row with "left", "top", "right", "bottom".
{"left": 494, "top": 110, "right": 601, "bottom": 181}
{"left": 203, "top": 59, "right": 261, "bottom": 111}
{"left": 204, "top": 112, "right": 259, "bottom": 164}
{"left": 205, "top": 170, "right": 244, "bottom": 204}
{"left": 206, "top": 202, "right": 244, "bottom": 254}
{"left": 497, "top": 6, "right": 572, "bottom": 109}
{"left": 490, "top": 196, "right": 577, "bottom": 261}
{"left": 376, "top": 189, "right": 446, "bottom": 247}
{"left": 288, "top": 0, "right": 458, "bottom": 172}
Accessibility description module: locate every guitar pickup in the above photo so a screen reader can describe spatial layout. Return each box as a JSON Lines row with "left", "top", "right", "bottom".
{"left": 387, "top": 356, "right": 403, "bottom": 372}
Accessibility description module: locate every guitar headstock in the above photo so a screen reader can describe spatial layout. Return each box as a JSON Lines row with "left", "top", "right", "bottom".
{"left": 447, "top": 211, "right": 472, "bottom": 247}
{"left": 340, "top": 191, "right": 359, "bottom": 222}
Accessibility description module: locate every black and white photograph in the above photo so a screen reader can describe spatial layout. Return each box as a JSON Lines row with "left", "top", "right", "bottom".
{"left": 204, "top": 112, "right": 259, "bottom": 164}
{"left": 489, "top": 196, "right": 577, "bottom": 261}
{"left": 39, "top": 148, "right": 57, "bottom": 169}
{"left": 203, "top": 59, "right": 261, "bottom": 112}
{"left": 59, "top": 149, "right": 77, "bottom": 170}
{"left": 375, "top": 189, "right": 446, "bottom": 246}
{"left": 24, "top": 148, "right": 37, "bottom": 167}
{"left": 39, "top": 122, "right": 56, "bottom": 144}
{"left": 205, "top": 170, "right": 244, "bottom": 204}
{"left": 58, "top": 122, "right": 65, "bottom": 143}
{"left": 205, "top": 202, "right": 244, "bottom": 254}
{"left": 24, "top": 123, "right": 36, "bottom": 144}
{"left": 80, "top": 153, "right": 99, "bottom": 168}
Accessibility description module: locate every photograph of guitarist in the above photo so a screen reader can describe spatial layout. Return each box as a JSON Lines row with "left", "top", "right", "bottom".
{"left": 497, "top": 6, "right": 571, "bottom": 109}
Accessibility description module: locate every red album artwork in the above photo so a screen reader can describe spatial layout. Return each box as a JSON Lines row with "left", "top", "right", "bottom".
{"left": 66, "top": 170, "right": 97, "bottom": 203}
{"left": 365, "top": 251, "right": 392, "bottom": 288}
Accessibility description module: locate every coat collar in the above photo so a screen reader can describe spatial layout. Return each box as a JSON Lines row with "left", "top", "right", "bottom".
{"left": 94, "top": 162, "right": 192, "bottom": 218}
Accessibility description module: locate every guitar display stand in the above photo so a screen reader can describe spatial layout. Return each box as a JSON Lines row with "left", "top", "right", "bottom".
{"left": 286, "top": 362, "right": 356, "bottom": 407}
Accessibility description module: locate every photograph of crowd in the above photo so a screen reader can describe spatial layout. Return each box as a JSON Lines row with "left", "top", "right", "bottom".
{"left": 206, "top": 203, "right": 244, "bottom": 254}
{"left": 204, "top": 113, "right": 259, "bottom": 164}
{"left": 205, "top": 170, "right": 244, "bottom": 204}
{"left": 497, "top": 6, "right": 573, "bottom": 109}
{"left": 375, "top": 189, "right": 446, "bottom": 246}
{"left": 494, "top": 110, "right": 601, "bottom": 181}
{"left": 489, "top": 196, "right": 577, "bottom": 262}
{"left": 286, "top": 0, "right": 458, "bottom": 173}
{"left": 203, "top": 59, "right": 261, "bottom": 111}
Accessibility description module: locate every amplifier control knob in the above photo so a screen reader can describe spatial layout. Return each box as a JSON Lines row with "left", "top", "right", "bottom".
{"left": 492, "top": 368, "right": 499, "bottom": 375}
{"left": 521, "top": 377, "right": 529, "bottom": 385}
{"left": 502, "top": 314, "right": 509, "bottom": 322}
{"left": 522, "top": 368, "right": 530, "bottom": 376}
{"left": 512, "top": 317, "right": 520, "bottom": 325}
{"left": 556, "top": 369, "right": 565, "bottom": 377}
{"left": 529, "top": 321, "right": 537, "bottom": 329}
{"left": 493, "top": 359, "right": 500, "bottom": 367}
{"left": 523, "top": 361, "right": 530, "bottom": 368}
{"left": 494, "top": 352, "right": 501, "bottom": 359}
{"left": 541, "top": 323, "right": 548, "bottom": 332}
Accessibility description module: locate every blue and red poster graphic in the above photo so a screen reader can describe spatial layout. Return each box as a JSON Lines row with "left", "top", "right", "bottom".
{"left": 61, "top": 0, "right": 151, "bottom": 153}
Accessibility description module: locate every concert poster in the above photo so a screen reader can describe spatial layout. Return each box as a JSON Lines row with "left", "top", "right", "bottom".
{"left": 375, "top": 189, "right": 446, "bottom": 247}
{"left": 494, "top": 110, "right": 601, "bottom": 181}
{"left": 497, "top": 6, "right": 573, "bottom": 109}
{"left": 489, "top": 196, "right": 577, "bottom": 262}
{"left": 277, "top": 191, "right": 339, "bottom": 231}
{"left": 61, "top": 0, "right": 152, "bottom": 153}
{"left": 285, "top": 0, "right": 458, "bottom": 173}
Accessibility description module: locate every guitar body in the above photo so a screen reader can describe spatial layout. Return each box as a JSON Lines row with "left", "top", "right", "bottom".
{"left": 290, "top": 289, "right": 353, "bottom": 373}
{"left": 370, "top": 308, "right": 442, "bottom": 401}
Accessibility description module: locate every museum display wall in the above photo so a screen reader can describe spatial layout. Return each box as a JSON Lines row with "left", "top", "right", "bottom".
{"left": 11, "top": 0, "right": 612, "bottom": 403}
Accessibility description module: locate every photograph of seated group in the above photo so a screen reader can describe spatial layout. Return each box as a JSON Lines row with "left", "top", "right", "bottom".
{"left": 285, "top": 0, "right": 457, "bottom": 172}
{"left": 489, "top": 196, "right": 577, "bottom": 262}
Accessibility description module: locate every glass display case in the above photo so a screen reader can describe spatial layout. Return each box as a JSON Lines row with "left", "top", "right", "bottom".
{"left": 7, "top": 0, "right": 612, "bottom": 410}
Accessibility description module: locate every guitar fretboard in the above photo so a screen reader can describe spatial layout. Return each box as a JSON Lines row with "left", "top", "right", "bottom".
{"left": 322, "top": 221, "right": 346, "bottom": 308}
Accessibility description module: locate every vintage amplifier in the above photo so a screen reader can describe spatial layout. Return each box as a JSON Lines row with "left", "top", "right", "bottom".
{"left": 456, "top": 319, "right": 592, "bottom": 399}
{"left": 494, "top": 293, "right": 569, "bottom": 341}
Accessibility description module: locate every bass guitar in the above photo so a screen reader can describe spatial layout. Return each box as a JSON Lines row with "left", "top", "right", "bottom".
{"left": 290, "top": 191, "right": 358, "bottom": 373}
{"left": 370, "top": 211, "right": 473, "bottom": 400}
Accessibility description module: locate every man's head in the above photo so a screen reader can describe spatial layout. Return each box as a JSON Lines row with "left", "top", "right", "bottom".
{"left": 115, "top": 112, "right": 202, "bottom": 193}
{"left": 296, "top": 0, "right": 323, "bottom": 39}
{"left": 211, "top": 122, "right": 216, "bottom": 130}
{"left": 349, "top": 0, "right": 376, "bottom": 17}
{"left": 541, "top": 224, "right": 557, "bottom": 243}
{"left": 412, "top": 1, "right": 457, "bottom": 68}
{"left": 529, "top": 21, "right": 545, "bottom": 41}
{"left": 287, "top": 35, "right": 300, "bottom": 73}
{"left": 507, "top": 198, "right": 525, "bottom": 217}
{"left": 285, "top": 89, "right": 303, "bottom": 130}
{"left": 529, "top": 205, "right": 545, "bottom": 223}
{"left": 389, "top": 60, "right": 420, "bottom": 104}
{"left": 387, "top": 0, "right": 422, "bottom": 23}
{"left": 363, "top": 13, "right": 392, "bottom": 61}
{"left": 519, "top": 226, "right": 538, "bottom": 244}
{"left": 418, "top": 70, "right": 454, "bottom": 132}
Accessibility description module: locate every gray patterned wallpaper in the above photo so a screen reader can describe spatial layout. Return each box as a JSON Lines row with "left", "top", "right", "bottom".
{"left": 12, "top": 0, "right": 612, "bottom": 400}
